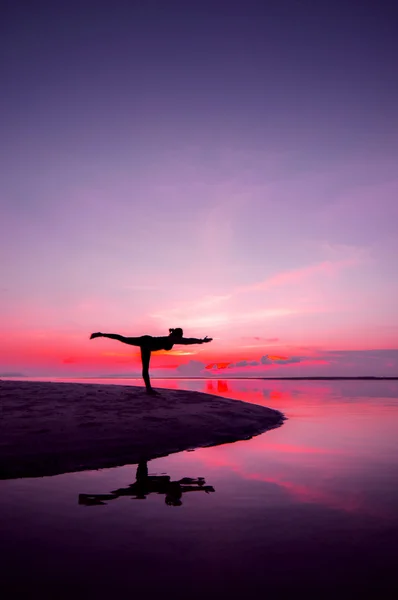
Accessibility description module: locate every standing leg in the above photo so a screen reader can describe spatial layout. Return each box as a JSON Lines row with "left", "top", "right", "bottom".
{"left": 141, "top": 347, "right": 152, "bottom": 392}
{"left": 140, "top": 347, "right": 160, "bottom": 395}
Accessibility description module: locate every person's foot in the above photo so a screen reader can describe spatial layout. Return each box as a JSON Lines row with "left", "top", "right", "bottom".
{"left": 90, "top": 332, "right": 102, "bottom": 339}
{"left": 146, "top": 388, "right": 161, "bottom": 396}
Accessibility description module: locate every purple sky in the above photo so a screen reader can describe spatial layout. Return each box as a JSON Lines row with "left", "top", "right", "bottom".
{"left": 1, "top": 0, "right": 397, "bottom": 377}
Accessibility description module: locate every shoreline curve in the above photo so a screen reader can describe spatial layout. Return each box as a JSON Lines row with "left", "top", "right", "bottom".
{"left": 0, "top": 381, "right": 285, "bottom": 480}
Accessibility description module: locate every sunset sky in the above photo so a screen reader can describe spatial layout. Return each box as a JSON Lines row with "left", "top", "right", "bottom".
{"left": 1, "top": 0, "right": 397, "bottom": 377}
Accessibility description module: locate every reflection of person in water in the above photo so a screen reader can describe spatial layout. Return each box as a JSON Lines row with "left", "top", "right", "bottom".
{"left": 90, "top": 328, "right": 213, "bottom": 395}
{"left": 78, "top": 461, "right": 215, "bottom": 507}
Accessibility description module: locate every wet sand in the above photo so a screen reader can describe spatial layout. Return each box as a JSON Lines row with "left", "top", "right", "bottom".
{"left": 0, "top": 380, "right": 284, "bottom": 479}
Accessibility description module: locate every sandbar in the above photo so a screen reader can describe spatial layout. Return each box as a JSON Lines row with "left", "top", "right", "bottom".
{"left": 0, "top": 380, "right": 284, "bottom": 479}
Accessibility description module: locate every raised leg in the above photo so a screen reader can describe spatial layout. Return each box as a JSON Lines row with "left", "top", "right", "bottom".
{"left": 90, "top": 333, "right": 146, "bottom": 346}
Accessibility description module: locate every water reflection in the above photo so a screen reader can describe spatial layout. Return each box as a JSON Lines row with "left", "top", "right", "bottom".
{"left": 206, "top": 380, "right": 230, "bottom": 393}
{"left": 1, "top": 379, "right": 398, "bottom": 594}
{"left": 78, "top": 461, "right": 215, "bottom": 507}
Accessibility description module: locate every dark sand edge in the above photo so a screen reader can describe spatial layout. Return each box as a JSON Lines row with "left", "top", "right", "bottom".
{"left": 0, "top": 381, "right": 285, "bottom": 480}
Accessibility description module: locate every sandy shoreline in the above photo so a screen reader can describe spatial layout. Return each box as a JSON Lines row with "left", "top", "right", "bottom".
{"left": 0, "top": 380, "right": 284, "bottom": 479}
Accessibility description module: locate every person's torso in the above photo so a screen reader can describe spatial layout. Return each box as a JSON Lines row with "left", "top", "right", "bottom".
{"left": 150, "top": 336, "right": 174, "bottom": 351}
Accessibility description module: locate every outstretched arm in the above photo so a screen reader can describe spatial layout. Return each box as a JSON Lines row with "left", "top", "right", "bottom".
{"left": 178, "top": 336, "right": 213, "bottom": 346}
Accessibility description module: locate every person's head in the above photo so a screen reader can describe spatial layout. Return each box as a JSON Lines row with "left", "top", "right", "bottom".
{"left": 165, "top": 496, "right": 183, "bottom": 506}
{"left": 169, "top": 327, "right": 183, "bottom": 339}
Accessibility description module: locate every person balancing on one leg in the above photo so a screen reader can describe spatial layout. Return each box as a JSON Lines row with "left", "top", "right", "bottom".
{"left": 90, "top": 328, "right": 213, "bottom": 395}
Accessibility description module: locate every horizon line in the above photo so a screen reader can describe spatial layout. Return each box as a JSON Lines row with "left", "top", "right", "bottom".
{"left": 2, "top": 376, "right": 398, "bottom": 381}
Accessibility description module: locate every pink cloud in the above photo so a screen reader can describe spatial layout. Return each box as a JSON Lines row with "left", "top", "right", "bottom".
{"left": 243, "top": 256, "right": 362, "bottom": 294}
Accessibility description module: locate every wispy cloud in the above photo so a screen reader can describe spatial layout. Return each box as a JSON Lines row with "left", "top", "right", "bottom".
{"left": 240, "top": 336, "right": 280, "bottom": 348}
{"left": 123, "top": 284, "right": 159, "bottom": 291}
{"left": 151, "top": 307, "right": 297, "bottom": 330}
{"left": 237, "top": 253, "right": 365, "bottom": 295}
{"left": 150, "top": 251, "right": 362, "bottom": 331}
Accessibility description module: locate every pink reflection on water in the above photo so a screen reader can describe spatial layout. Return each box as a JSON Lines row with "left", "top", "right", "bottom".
{"left": 4, "top": 376, "right": 398, "bottom": 520}
{"left": 163, "top": 378, "right": 398, "bottom": 520}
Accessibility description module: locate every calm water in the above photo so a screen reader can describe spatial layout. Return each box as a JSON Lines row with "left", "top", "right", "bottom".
{"left": 1, "top": 378, "right": 398, "bottom": 597}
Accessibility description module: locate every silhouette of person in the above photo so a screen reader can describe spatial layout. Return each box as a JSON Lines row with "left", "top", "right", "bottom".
{"left": 78, "top": 460, "right": 215, "bottom": 507}
{"left": 90, "top": 327, "right": 213, "bottom": 395}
